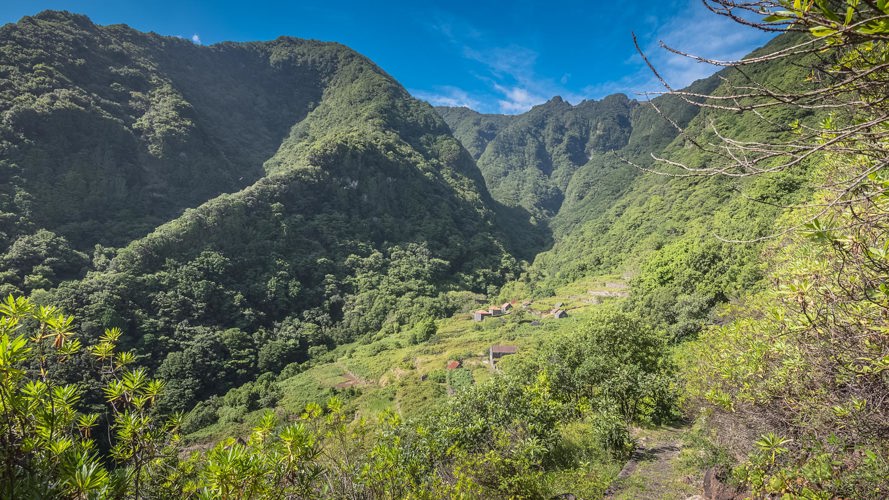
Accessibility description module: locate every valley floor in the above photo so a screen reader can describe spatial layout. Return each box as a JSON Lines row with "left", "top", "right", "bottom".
{"left": 187, "top": 276, "right": 629, "bottom": 443}
{"left": 183, "top": 276, "right": 719, "bottom": 499}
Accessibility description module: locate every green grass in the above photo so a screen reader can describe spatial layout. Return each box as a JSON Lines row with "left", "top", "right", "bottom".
{"left": 177, "top": 276, "right": 709, "bottom": 500}
{"left": 185, "top": 276, "right": 626, "bottom": 443}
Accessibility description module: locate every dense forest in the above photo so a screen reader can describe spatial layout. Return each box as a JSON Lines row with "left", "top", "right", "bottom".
{"left": 1, "top": 1, "right": 888, "bottom": 498}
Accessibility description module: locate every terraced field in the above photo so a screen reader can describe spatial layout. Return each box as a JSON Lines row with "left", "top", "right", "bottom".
{"left": 186, "top": 276, "right": 628, "bottom": 443}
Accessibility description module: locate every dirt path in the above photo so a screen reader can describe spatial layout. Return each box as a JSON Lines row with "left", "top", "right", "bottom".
{"left": 334, "top": 369, "right": 362, "bottom": 389}
{"left": 604, "top": 426, "right": 700, "bottom": 500}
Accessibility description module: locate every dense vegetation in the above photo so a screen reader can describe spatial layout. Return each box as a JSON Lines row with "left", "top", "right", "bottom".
{"left": 675, "top": 1, "right": 889, "bottom": 497}
{"left": 1, "top": 296, "right": 671, "bottom": 498}
{"left": 439, "top": 34, "right": 813, "bottom": 344}
{"left": 0, "top": 11, "right": 549, "bottom": 416}
{"left": 0, "top": 11, "right": 317, "bottom": 251}
{"left": 2, "top": 1, "right": 888, "bottom": 497}
{"left": 438, "top": 94, "right": 637, "bottom": 222}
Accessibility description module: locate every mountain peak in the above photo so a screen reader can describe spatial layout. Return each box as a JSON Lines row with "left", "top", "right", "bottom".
{"left": 26, "top": 10, "right": 95, "bottom": 28}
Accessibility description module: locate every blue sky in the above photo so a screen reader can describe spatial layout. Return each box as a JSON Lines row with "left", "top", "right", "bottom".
{"left": 1, "top": 0, "right": 774, "bottom": 114}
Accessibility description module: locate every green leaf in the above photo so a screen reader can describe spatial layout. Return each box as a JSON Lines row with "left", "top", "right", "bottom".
{"left": 764, "top": 13, "right": 794, "bottom": 23}
{"left": 762, "top": 14, "right": 791, "bottom": 23}
{"left": 810, "top": 26, "right": 838, "bottom": 37}
{"left": 815, "top": 0, "right": 842, "bottom": 21}
{"left": 857, "top": 20, "right": 889, "bottom": 35}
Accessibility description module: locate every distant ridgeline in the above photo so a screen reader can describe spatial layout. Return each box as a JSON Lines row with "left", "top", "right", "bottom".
{"left": 0, "top": 10, "right": 809, "bottom": 414}
{"left": 438, "top": 94, "right": 636, "bottom": 223}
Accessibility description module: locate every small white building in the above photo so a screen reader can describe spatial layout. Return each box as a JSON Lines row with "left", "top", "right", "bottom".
{"left": 473, "top": 310, "right": 492, "bottom": 322}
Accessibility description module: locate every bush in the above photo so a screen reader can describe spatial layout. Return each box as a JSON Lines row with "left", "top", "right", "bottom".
{"left": 543, "top": 307, "right": 675, "bottom": 423}
{"left": 447, "top": 367, "right": 474, "bottom": 392}
{"left": 427, "top": 369, "right": 447, "bottom": 384}
{"left": 591, "top": 411, "right": 634, "bottom": 460}
{"left": 409, "top": 317, "right": 437, "bottom": 345}
{"left": 183, "top": 398, "right": 221, "bottom": 433}
{"left": 277, "top": 361, "right": 305, "bottom": 380}
{"left": 216, "top": 404, "right": 248, "bottom": 424}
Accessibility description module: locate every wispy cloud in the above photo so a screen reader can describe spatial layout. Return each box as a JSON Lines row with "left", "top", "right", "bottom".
{"left": 411, "top": 86, "right": 480, "bottom": 109}
{"left": 424, "top": 15, "right": 562, "bottom": 114}
{"left": 191, "top": 33, "right": 201, "bottom": 45}
{"left": 464, "top": 45, "right": 556, "bottom": 112}
{"left": 413, "top": 1, "right": 773, "bottom": 113}
{"left": 587, "top": 0, "right": 773, "bottom": 98}
{"left": 493, "top": 84, "right": 548, "bottom": 114}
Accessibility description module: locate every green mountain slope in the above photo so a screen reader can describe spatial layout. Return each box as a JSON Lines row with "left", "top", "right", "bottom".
{"left": 439, "top": 94, "right": 636, "bottom": 221}
{"left": 0, "top": 11, "right": 545, "bottom": 411}
{"left": 436, "top": 77, "right": 725, "bottom": 238}
{"left": 433, "top": 106, "right": 514, "bottom": 160}
{"left": 539, "top": 35, "right": 812, "bottom": 276}
{"left": 441, "top": 34, "right": 813, "bottom": 340}
{"left": 0, "top": 11, "right": 320, "bottom": 250}
{"left": 551, "top": 76, "right": 721, "bottom": 238}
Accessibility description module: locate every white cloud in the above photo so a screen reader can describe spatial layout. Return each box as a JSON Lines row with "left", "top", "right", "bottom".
{"left": 462, "top": 45, "right": 538, "bottom": 80}
{"left": 191, "top": 33, "right": 201, "bottom": 45}
{"left": 493, "top": 84, "right": 548, "bottom": 114}
{"left": 423, "top": 15, "right": 561, "bottom": 114}
{"left": 651, "top": 4, "right": 770, "bottom": 85}
{"left": 412, "top": 86, "right": 481, "bottom": 109}
{"left": 464, "top": 46, "right": 559, "bottom": 112}
{"left": 594, "top": 0, "right": 774, "bottom": 98}
{"left": 417, "top": 1, "right": 774, "bottom": 113}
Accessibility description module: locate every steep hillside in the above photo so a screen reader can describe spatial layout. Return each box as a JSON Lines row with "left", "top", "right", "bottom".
{"left": 439, "top": 34, "right": 813, "bottom": 340}
{"left": 439, "top": 94, "right": 636, "bottom": 221}
{"left": 434, "top": 106, "right": 514, "bottom": 159}
{"left": 0, "top": 11, "right": 545, "bottom": 411}
{"left": 537, "top": 34, "right": 813, "bottom": 279}
{"left": 552, "top": 76, "right": 721, "bottom": 238}
{"left": 436, "top": 77, "right": 727, "bottom": 238}
{"left": 0, "top": 11, "right": 318, "bottom": 250}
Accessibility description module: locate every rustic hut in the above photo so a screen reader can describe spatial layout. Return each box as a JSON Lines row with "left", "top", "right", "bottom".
{"left": 473, "top": 310, "right": 491, "bottom": 322}
{"left": 489, "top": 345, "right": 517, "bottom": 365}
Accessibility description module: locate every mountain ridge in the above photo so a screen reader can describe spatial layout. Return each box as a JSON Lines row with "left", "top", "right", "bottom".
{"left": 437, "top": 92, "right": 638, "bottom": 222}
{"left": 0, "top": 10, "right": 547, "bottom": 411}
